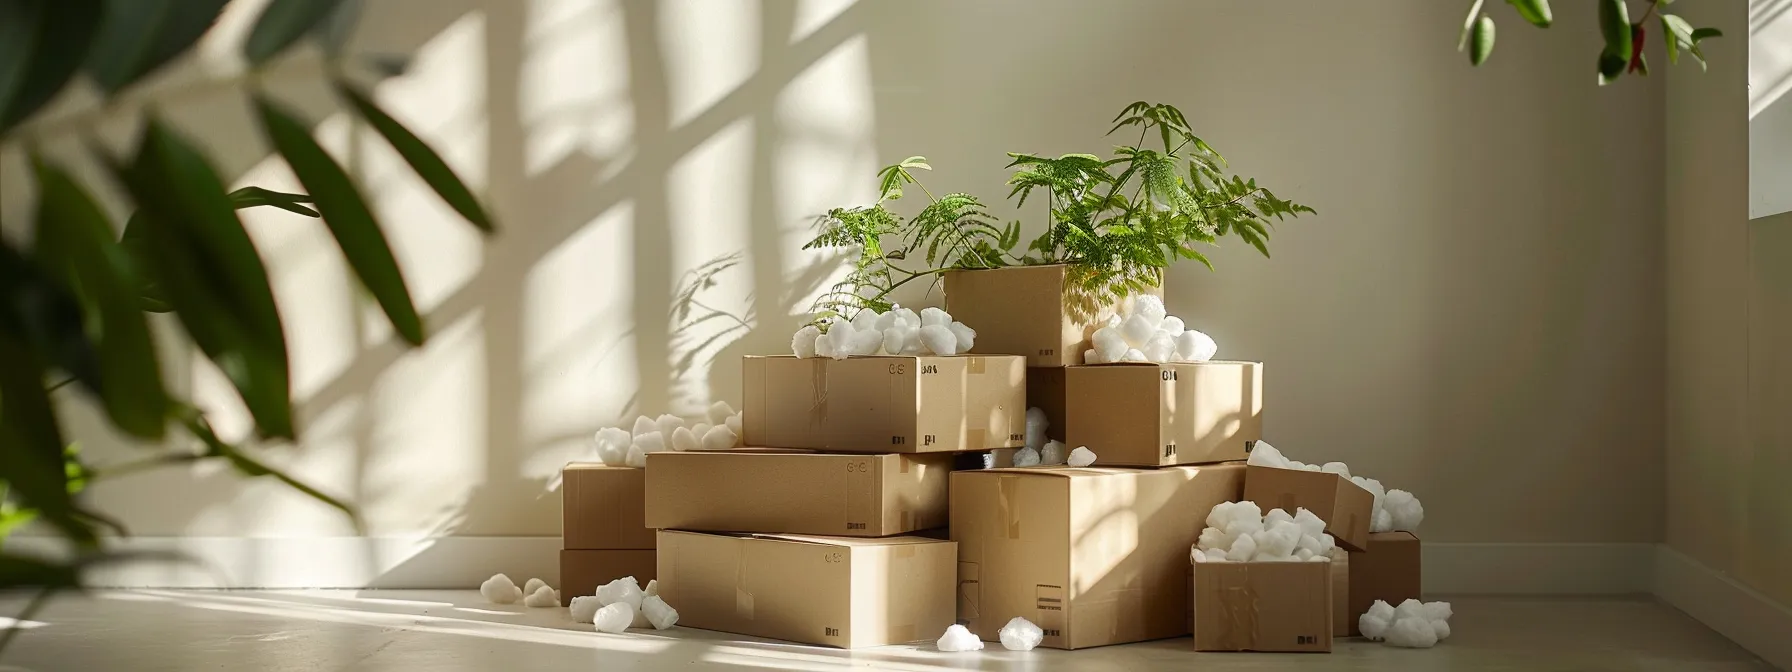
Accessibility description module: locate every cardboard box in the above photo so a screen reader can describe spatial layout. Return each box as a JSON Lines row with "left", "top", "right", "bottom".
{"left": 943, "top": 265, "right": 1155, "bottom": 367}
{"left": 1063, "top": 361, "right": 1264, "bottom": 467}
{"left": 950, "top": 462, "right": 1246, "bottom": 649}
{"left": 1242, "top": 465, "right": 1375, "bottom": 552}
{"left": 741, "top": 355, "right": 1025, "bottom": 453}
{"left": 1331, "top": 552, "right": 1351, "bottom": 637}
{"left": 561, "top": 549, "right": 656, "bottom": 600}
{"left": 1192, "top": 561, "right": 1333, "bottom": 653}
{"left": 656, "top": 530, "right": 956, "bottom": 648}
{"left": 1026, "top": 366, "right": 1066, "bottom": 442}
{"left": 644, "top": 450, "right": 951, "bottom": 537}
{"left": 562, "top": 464, "right": 655, "bottom": 550}
{"left": 1347, "top": 532, "right": 1422, "bottom": 635}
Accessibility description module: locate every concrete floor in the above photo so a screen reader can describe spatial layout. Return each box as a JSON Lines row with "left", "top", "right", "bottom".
{"left": 0, "top": 591, "right": 1771, "bottom": 671}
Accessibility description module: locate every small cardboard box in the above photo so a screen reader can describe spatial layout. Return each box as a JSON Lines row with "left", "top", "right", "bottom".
{"left": 943, "top": 264, "right": 1153, "bottom": 367}
{"left": 1347, "top": 532, "right": 1422, "bottom": 635}
{"left": 1242, "top": 465, "right": 1375, "bottom": 552}
{"left": 951, "top": 462, "right": 1245, "bottom": 649}
{"left": 561, "top": 549, "right": 656, "bottom": 600}
{"left": 656, "top": 530, "right": 956, "bottom": 648}
{"left": 1026, "top": 366, "right": 1067, "bottom": 442}
{"left": 741, "top": 355, "right": 1025, "bottom": 453}
{"left": 1063, "top": 361, "right": 1264, "bottom": 466}
{"left": 1192, "top": 561, "right": 1333, "bottom": 653}
{"left": 644, "top": 450, "right": 951, "bottom": 537}
{"left": 562, "top": 464, "right": 655, "bottom": 550}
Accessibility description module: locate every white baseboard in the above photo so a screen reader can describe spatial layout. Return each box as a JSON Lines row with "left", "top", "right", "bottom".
{"left": 10, "top": 536, "right": 569, "bottom": 590}
{"left": 1423, "top": 542, "right": 1656, "bottom": 595}
{"left": 1652, "top": 546, "right": 1792, "bottom": 671}
{"left": 17, "top": 536, "right": 1654, "bottom": 595}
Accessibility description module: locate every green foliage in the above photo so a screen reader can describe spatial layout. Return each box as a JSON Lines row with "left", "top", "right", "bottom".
{"left": 1459, "top": 0, "right": 1722, "bottom": 82}
{"left": 1006, "top": 101, "right": 1314, "bottom": 315}
{"left": 802, "top": 159, "right": 1017, "bottom": 325}
{"left": 0, "top": 0, "right": 491, "bottom": 614}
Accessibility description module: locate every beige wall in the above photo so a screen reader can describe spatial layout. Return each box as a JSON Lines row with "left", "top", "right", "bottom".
{"left": 6, "top": 0, "right": 1668, "bottom": 563}
{"left": 1668, "top": 1, "right": 1792, "bottom": 608}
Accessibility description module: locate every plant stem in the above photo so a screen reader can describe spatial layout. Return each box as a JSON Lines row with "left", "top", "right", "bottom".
{"left": 90, "top": 452, "right": 205, "bottom": 481}
{"left": 0, "top": 588, "right": 53, "bottom": 654}
{"left": 1639, "top": 0, "right": 1660, "bottom": 24}
{"left": 45, "top": 377, "right": 75, "bottom": 393}
{"left": 868, "top": 267, "right": 955, "bottom": 304}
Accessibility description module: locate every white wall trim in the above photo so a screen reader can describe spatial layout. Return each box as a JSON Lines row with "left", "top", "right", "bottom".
{"left": 18, "top": 536, "right": 1660, "bottom": 595}
{"left": 11, "top": 536, "right": 570, "bottom": 590}
{"left": 1422, "top": 542, "right": 1656, "bottom": 595}
{"left": 1652, "top": 546, "right": 1792, "bottom": 671}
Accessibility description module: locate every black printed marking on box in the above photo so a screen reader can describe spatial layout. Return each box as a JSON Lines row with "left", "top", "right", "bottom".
{"left": 921, "top": 364, "right": 939, "bottom": 374}
{"left": 1163, "top": 444, "right": 1176, "bottom": 457}
{"left": 825, "top": 627, "right": 840, "bottom": 637}
{"left": 1043, "top": 629, "right": 1061, "bottom": 637}
{"left": 847, "top": 522, "right": 866, "bottom": 530}
{"left": 891, "top": 436, "right": 906, "bottom": 445}
{"left": 1161, "top": 370, "right": 1178, "bottom": 381}
{"left": 1037, "top": 349, "right": 1054, "bottom": 356}
{"left": 923, "top": 435, "right": 937, "bottom": 446}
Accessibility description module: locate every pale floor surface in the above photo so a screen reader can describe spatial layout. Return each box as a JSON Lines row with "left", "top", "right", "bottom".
{"left": 0, "top": 590, "right": 1772, "bottom": 671}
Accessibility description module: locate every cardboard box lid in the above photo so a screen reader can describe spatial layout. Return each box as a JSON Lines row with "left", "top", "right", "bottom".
{"left": 742, "top": 354, "right": 1024, "bottom": 453}
{"left": 1242, "top": 464, "right": 1375, "bottom": 552}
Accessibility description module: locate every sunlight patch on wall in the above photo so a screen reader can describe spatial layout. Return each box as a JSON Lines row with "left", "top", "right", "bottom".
{"left": 773, "top": 34, "right": 877, "bottom": 305}
{"left": 522, "top": 0, "right": 635, "bottom": 178}
{"left": 666, "top": 119, "right": 756, "bottom": 414}
{"left": 521, "top": 202, "right": 639, "bottom": 459}
{"left": 362, "top": 11, "right": 490, "bottom": 315}
{"left": 791, "top": 0, "right": 860, "bottom": 44}
{"left": 360, "top": 314, "right": 488, "bottom": 535}
{"left": 660, "top": 0, "right": 763, "bottom": 127}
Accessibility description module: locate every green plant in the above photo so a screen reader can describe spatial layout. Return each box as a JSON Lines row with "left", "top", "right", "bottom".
{"left": 802, "top": 158, "right": 1018, "bottom": 324}
{"left": 1458, "top": 0, "right": 1722, "bottom": 85}
{"left": 802, "top": 102, "right": 1312, "bottom": 324}
{"left": 0, "top": 0, "right": 492, "bottom": 620}
{"left": 1005, "top": 102, "right": 1314, "bottom": 316}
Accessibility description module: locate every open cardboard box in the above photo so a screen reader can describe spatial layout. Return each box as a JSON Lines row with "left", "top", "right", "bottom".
{"left": 1192, "top": 560, "right": 1334, "bottom": 653}
{"left": 943, "top": 264, "right": 1155, "bottom": 367}
{"left": 1242, "top": 465, "right": 1375, "bottom": 552}
{"left": 1347, "top": 531, "right": 1422, "bottom": 635}
{"left": 1064, "top": 361, "right": 1264, "bottom": 466}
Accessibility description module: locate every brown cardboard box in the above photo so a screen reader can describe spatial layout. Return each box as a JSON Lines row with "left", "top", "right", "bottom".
{"left": 943, "top": 265, "right": 1158, "bottom": 367}
{"left": 950, "top": 462, "right": 1246, "bottom": 649}
{"left": 1026, "top": 366, "right": 1066, "bottom": 442}
{"left": 741, "top": 355, "right": 1025, "bottom": 453}
{"left": 1347, "top": 532, "right": 1422, "bottom": 635}
{"left": 656, "top": 530, "right": 956, "bottom": 648}
{"left": 1331, "top": 552, "right": 1351, "bottom": 637}
{"left": 1192, "top": 561, "right": 1333, "bottom": 652}
{"left": 644, "top": 450, "right": 951, "bottom": 537}
{"left": 562, "top": 464, "right": 655, "bottom": 550}
{"left": 1242, "top": 465, "right": 1375, "bottom": 552}
{"left": 561, "top": 549, "right": 656, "bottom": 600}
{"left": 1063, "top": 361, "right": 1264, "bottom": 467}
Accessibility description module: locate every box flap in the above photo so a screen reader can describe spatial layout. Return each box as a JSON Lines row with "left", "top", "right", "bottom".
{"left": 748, "top": 533, "right": 943, "bottom": 547}
{"left": 563, "top": 462, "right": 639, "bottom": 472}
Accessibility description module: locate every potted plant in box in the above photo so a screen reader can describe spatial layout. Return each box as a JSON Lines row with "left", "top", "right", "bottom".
{"left": 804, "top": 101, "right": 1314, "bottom": 366}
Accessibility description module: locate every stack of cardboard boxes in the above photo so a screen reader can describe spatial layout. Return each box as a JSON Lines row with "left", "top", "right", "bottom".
{"left": 639, "top": 350, "right": 1026, "bottom": 647}
{"left": 559, "top": 263, "right": 1425, "bottom": 652}
{"left": 559, "top": 464, "right": 657, "bottom": 599}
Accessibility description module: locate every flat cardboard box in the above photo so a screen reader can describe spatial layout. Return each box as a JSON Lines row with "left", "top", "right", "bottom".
{"left": 561, "top": 549, "right": 656, "bottom": 600}
{"left": 644, "top": 450, "right": 951, "bottom": 537}
{"left": 741, "top": 355, "right": 1025, "bottom": 453}
{"left": 1026, "top": 366, "right": 1067, "bottom": 442}
{"left": 1192, "top": 561, "right": 1333, "bottom": 653}
{"left": 656, "top": 530, "right": 956, "bottom": 648}
{"left": 1063, "top": 361, "right": 1264, "bottom": 466}
{"left": 950, "top": 462, "right": 1246, "bottom": 649}
{"left": 1347, "top": 532, "right": 1422, "bottom": 635}
{"left": 943, "top": 264, "right": 1155, "bottom": 367}
{"left": 1242, "top": 465, "right": 1375, "bottom": 552}
{"left": 562, "top": 464, "right": 655, "bottom": 550}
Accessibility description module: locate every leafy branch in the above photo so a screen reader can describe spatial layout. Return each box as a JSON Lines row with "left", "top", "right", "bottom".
{"left": 1459, "top": 0, "right": 1722, "bottom": 85}
{"left": 802, "top": 157, "right": 1018, "bottom": 325}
